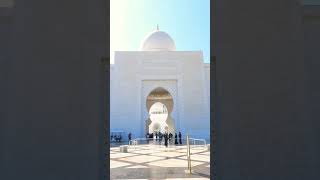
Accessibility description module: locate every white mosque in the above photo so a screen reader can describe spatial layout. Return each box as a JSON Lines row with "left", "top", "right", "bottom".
{"left": 110, "top": 27, "right": 210, "bottom": 141}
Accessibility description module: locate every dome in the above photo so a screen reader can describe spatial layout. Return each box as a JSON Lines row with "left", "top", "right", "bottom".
{"left": 140, "top": 29, "right": 176, "bottom": 51}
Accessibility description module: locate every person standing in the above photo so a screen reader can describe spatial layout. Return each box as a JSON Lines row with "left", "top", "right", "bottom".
{"left": 179, "top": 131, "right": 182, "bottom": 144}
{"left": 164, "top": 132, "right": 168, "bottom": 148}
{"left": 175, "top": 133, "right": 178, "bottom": 145}
{"left": 128, "top": 132, "right": 132, "bottom": 141}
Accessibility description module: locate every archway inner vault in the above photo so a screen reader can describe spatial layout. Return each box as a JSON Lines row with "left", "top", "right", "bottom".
{"left": 145, "top": 87, "right": 175, "bottom": 134}
{"left": 148, "top": 102, "right": 168, "bottom": 133}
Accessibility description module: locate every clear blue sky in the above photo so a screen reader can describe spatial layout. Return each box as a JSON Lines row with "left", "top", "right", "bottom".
{"left": 110, "top": 0, "right": 210, "bottom": 64}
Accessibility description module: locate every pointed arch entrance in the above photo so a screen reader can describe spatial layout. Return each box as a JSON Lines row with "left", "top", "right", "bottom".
{"left": 145, "top": 87, "right": 175, "bottom": 134}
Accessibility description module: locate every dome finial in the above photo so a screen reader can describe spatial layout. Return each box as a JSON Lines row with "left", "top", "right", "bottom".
{"left": 157, "top": 24, "right": 159, "bottom": 31}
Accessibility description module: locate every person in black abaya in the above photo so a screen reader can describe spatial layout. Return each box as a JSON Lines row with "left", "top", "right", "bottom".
{"left": 175, "top": 133, "right": 178, "bottom": 145}
{"left": 164, "top": 132, "right": 168, "bottom": 148}
{"left": 179, "top": 131, "right": 182, "bottom": 144}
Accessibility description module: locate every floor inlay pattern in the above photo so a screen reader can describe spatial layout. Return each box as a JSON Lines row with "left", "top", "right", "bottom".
{"left": 110, "top": 145, "right": 210, "bottom": 179}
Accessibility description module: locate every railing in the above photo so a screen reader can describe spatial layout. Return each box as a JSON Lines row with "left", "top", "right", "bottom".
{"left": 128, "top": 137, "right": 207, "bottom": 150}
{"left": 125, "top": 136, "right": 208, "bottom": 176}
{"left": 189, "top": 138, "right": 207, "bottom": 148}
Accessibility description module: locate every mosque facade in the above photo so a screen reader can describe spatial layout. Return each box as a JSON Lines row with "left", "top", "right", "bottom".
{"left": 110, "top": 28, "right": 210, "bottom": 141}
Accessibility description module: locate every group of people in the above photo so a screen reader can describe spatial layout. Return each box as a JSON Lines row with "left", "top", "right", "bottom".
{"left": 110, "top": 134, "right": 122, "bottom": 142}
{"left": 114, "top": 131, "right": 183, "bottom": 148}
{"left": 146, "top": 131, "right": 183, "bottom": 147}
{"left": 111, "top": 132, "right": 132, "bottom": 143}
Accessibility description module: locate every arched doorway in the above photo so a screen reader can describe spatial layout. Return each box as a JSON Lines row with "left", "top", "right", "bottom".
{"left": 145, "top": 87, "right": 175, "bottom": 134}
{"left": 148, "top": 102, "right": 168, "bottom": 133}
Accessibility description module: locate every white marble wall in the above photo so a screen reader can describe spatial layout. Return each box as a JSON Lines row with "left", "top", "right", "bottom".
{"left": 110, "top": 51, "right": 210, "bottom": 141}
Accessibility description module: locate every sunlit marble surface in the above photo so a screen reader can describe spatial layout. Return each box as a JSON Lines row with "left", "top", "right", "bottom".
{"left": 110, "top": 145, "right": 210, "bottom": 179}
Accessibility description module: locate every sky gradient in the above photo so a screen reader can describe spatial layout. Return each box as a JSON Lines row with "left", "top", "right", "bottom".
{"left": 110, "top": 0, "right": 210, "bottom": 64}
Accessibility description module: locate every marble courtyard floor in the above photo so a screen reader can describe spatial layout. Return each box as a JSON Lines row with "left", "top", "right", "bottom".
{"left": 110, "top": 144, "right": 210, "bottom": 180}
